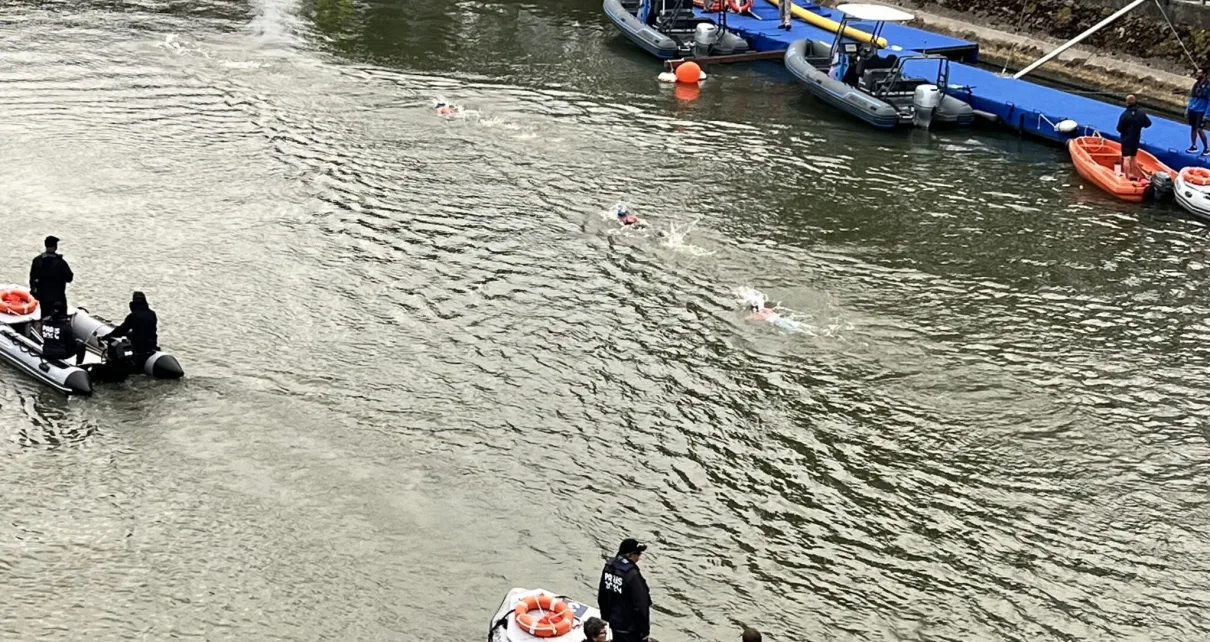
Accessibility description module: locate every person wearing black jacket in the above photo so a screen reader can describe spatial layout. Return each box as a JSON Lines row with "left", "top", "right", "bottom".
{"left": 1116, "top": 94, "right": 1152, "bottom": 182}
{"left": 29, "top": 235, "right": 74, "bottom": 317}
{"left": 39, "top": 301, "right": 85, "bottom": 365}
{"left": 598, "top": 538, "right": 652, "bottom": 642}
{"left": 106, "top": 291, "right": 159, "bottom": 360}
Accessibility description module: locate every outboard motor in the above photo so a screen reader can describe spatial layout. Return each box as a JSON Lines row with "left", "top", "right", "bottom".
{"left": 693, "top": 22, "right": 718, "bottom": 57}
{"left": 1149, "top": 171, "right": 1174, "bottom": 203}
{"left": 912, "top": 84, "right": 942, "bottom": 129}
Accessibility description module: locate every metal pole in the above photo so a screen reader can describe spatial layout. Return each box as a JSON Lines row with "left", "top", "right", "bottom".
{"left": 1013, "top": 0, "right": 1149, "bottom": 79}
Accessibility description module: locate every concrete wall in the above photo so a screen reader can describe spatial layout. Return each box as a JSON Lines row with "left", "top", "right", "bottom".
{"left": 903, "top": 0, "right": 1210, "bottom": 69}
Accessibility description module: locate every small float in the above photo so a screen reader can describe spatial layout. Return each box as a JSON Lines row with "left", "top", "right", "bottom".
{"left": 0, "top": 285, "right": 183, "bottom": 395}
{"left": 604, "top": 0, "right": 748, "bottom": 60}
{"left": 488, "top": 588, "right": 609, "bottom": 642}
{"left": 783, "top": 4, "right": 972, "bottom": 129}
{"left": 1175, "top": 166, "right": 1210, "bottom": 221}
{"left": 1067, "top": 136, "right": 1176, "bottom": 203}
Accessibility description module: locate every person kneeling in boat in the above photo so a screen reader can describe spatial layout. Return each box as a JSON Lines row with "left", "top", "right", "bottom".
{"left": 104, "top": 291, "right": 159, "bottom": 365}
{"left": 40, "top": 301, "right": 85, "bottom": 366}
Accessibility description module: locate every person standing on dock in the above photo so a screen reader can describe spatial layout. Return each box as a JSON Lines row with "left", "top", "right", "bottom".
{"left": 1116, "top": 95, "right": 1151, "bottom": 182}
{"left": 779, "top": 0, "right": 792, "bottom": 30}
{"left": 1186, "top": 69, "right": 1210, "bottom": 156}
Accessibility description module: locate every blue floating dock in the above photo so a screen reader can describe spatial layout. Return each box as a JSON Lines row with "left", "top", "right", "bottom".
{"left": 695, "top": 1, "right": 1210, "bottom": 172}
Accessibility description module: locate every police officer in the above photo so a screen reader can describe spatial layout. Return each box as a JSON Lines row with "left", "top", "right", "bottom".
{"left": 29, "top": 235, "right": 74, "bottom": 317}
{"left": 40, "top": 300, "right": 85, "bottom": 365}
{"left": 598, "top": 538, "right": 652, "bottom": 642}
{"left": 105, "top": 291, "right": 159, "bottom": 363}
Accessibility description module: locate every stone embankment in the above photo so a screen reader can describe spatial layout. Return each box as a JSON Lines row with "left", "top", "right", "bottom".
{"left": 839, "top": 0, "right": 1210, "bottom": 113}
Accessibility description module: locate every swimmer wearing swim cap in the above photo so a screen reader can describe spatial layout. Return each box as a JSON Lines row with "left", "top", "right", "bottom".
{"left": 436, "top": 102, "right": 454, "bottom": 116}
{"left": 616, "top": 205, "right": 642, "bottom": 227}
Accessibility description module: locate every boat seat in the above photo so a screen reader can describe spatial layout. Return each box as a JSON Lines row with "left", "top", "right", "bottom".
{"left": 861, "top": 69, "right": 894, "bottom": 91}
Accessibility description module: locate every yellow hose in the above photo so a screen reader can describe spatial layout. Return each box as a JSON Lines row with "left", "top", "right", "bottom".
{"left": 765, "top": 0, "right": 889, "bottom": 48}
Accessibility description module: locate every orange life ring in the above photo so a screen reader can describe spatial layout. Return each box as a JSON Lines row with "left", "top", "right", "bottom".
{"left": 1183, "top": 167, "right": 1210, "bottom": 187}
{"left": 728, "top": 0, "right": 753, "bottom": 12}
{"left": 0, "top": 289, "right": 38, "bottom": 316}
{"left": 513, "top": 594, "right": 575, "bottom": 638}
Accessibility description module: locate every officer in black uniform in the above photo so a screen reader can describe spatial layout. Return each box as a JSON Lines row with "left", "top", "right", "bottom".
{"left": 105, "top": 291, "right": 159, "bottom": 364}
{"left": 40, "top": 300, "right": 85, "bottom": 365}
{"left": 29, "top": 235, "right": 74, "bottom": 318}
{"left": 598, "top": 538, "right": 652, "bottom": 642}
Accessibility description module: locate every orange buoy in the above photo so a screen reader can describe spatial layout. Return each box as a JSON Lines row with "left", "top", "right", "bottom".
{"left": 0, "top": 289, "right": 38, "bottom": 316}
{"left": 513, "top": 594, "right": 575, "bottom": 638}
{"left": 675, "top": 61, "right": 702, "bottom": 84}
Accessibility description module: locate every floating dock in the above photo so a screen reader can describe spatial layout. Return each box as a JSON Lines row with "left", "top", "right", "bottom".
{"left": 694, "top": 1, "right": 1210, "bottom": 172}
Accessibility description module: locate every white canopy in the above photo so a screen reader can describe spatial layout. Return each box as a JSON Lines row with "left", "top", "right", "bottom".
{"left": 836, "top": 3, "right": 915, "bottom": 22}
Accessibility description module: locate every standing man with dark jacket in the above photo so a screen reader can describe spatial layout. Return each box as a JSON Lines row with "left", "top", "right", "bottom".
{"left": 29, "top": 235, "right": 74, "bottom": 317}
{"left": 1116, "top": 95, "right": 1152, "bottom": 182}
{"left": 598, "top": 538, "right": 652, "bottom": 642}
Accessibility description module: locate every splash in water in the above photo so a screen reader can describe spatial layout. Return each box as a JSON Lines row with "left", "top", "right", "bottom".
{"left": 659, "top": 219, "right": 713, "bottom": 256}
{"left": 156, "top": 34, "right": 211, "bottom": 59}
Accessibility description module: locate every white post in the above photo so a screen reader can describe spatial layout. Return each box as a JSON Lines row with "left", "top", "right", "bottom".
{"left": 1013, "top": 0, "right": 1149, "bottom": 79}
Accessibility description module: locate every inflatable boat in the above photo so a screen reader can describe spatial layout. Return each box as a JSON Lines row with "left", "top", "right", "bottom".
{"left": 0, "top": 285, "right": 183, "bottom": 395}
{"left": 784, "top": 38, "right": 972, "bottom": 129}
{"left": 1175, "top": 167, "right": 1210, "bottom": 221}
{"left": 604, "top": 0, "right": 748, "bottom": 60}
{"left": 488, "top": 588, "right": 610, "bottom": 642}
{"left": 1067, "top": 136, "right": 1176, "bottom": 203}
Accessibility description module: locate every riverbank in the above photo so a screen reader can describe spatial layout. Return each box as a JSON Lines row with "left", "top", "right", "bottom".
{"left": 835, "top": 0, "right": 1207, "bottom": 114}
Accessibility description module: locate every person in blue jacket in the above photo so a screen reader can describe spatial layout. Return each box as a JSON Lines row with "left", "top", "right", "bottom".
{"left": 1187, "top": 69, "right": 1210, "bottom": 155}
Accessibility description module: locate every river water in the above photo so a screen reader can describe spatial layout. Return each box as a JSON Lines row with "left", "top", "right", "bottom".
{"left": 2, "top": 1, "right": 1209, "bottom": 640}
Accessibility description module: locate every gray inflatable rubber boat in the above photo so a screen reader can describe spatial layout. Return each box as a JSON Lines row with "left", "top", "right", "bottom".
{"left": 488, "top": 588, "right": 609, "bottom": 642}
{"left": 0, "top": 285, "right": 183, "bottom": 395}
{"left": 784, "top": 39, "right": 972, "bottom": 129}
{"left": 604, "top": 0, "right": 748, "bottom": 60}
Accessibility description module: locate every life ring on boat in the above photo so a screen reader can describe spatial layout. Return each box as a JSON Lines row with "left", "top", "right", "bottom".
{"left": 513, "top": 594, "right": 575, "bottom": 638}
{"left": 728, "top": 0, "right": 753, "bottom": 12}
{"left": 0, "top": 289, "right": 37, "bottom": 316}
{"left": 1182, "top": 167, "right": 1210, "bottom": 186}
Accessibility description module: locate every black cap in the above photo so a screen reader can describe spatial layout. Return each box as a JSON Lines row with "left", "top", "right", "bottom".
{"left": 45, "top": 235, "right": 59, "bottom": 247}
{"left": 618, "top": 538, "right": 647, "bottom": 555}
{"left": 132, "top": 291, "right": 147, "bottom": 304}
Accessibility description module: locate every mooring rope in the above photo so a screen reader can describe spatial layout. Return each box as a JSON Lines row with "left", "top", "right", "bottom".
{"left": 1001, "top": 1, "right": 1035, "bottom": 76}
{"left": 1154, "top": 0, "right": 1201, "bottom": 70}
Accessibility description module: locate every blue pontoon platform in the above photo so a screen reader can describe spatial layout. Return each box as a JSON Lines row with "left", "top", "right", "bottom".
{"left": 695, "top": 1, "right": 1210, "bottom": 172}
{"left": 694, "top": 1, "right": 979, "bottom": 62}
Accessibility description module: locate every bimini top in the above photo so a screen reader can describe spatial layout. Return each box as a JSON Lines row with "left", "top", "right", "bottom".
{"left": 836, "top": 4, "right": 915, "bottom": 22}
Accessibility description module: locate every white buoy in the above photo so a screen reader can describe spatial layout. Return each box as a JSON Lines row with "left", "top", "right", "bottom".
{"left": 657, "top": 71, "right": 677, "bottom": 83}
{"left": 1056, "top": 119, "right": 1079, "bottom": 134}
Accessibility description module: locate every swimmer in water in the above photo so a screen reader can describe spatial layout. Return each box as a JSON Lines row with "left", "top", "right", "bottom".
{"left": 616, "top": 204, "right": 646, "bottom": 228}
{"left": 747, "top": 300, "right": 779, "bottom": 322}
{"left": 747, "top": 300, "right": 803, "bottom": 332}
{"left": 436, "top": 101, "right": 454, "bottom": 116}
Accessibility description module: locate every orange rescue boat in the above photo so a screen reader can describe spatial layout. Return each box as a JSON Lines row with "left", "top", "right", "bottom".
{"left": 1067, "top": 136, "right": 1176, "bottom": 203}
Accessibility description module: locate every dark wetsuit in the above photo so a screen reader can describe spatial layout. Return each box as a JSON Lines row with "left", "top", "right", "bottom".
{"left": 598, "top": 556, "right": 651, "bottom": 642}
{"left": 1117, "top": 105, "right": 1152, "bottom": 157}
